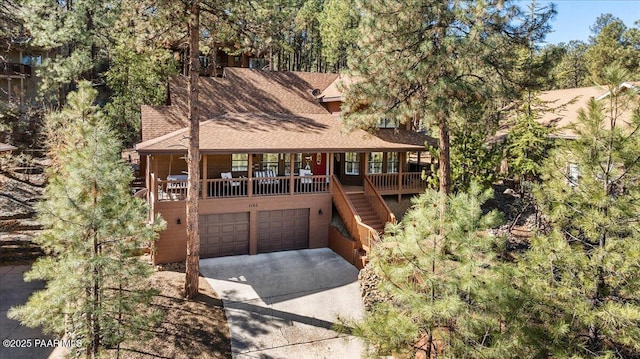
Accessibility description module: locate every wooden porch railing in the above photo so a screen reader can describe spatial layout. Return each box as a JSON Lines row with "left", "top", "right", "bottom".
{"left": 157, "top": 178, "right": 189, "bottom": 200}
{"left": 364, "top": 176, "right": 397, "bottom": 225}
{"left": 293, "top": 175, "right": 329, "bottom": 194}
{"left": 156, "top": 175, "right": 329, "bottom": 201}
{"left": 0, "top": 62, "right": 32, "bottom": 76}
{"left": 368, "top": 172, "right": 428, "bottom": 194}
{"left": 205, "top": 177, "right": 249, "bottom": 198}
{"left": 331, "top": 175, "right": 380, "bottom": 253}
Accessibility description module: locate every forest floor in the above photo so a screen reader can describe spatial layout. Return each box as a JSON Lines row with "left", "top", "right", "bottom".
{"left": 0, "top": 155, "right": 46, "bottom": 264}
{"left": 104, "top": 261, "right": 232, "bottom": 359}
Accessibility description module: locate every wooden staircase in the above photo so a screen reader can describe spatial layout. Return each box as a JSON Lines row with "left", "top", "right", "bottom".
{"left": 347, "top": 192, "right": 386, "bottom": 234}
{"left": 331, "top": 175, "right": 396, "bottom": 269}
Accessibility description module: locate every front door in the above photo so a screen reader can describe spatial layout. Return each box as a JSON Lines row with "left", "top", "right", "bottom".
{"left": 334, "top": 153, "right": 342, "bottom": 179}
{"left": 312, "top": 152, "right": 326, "bottom": 175}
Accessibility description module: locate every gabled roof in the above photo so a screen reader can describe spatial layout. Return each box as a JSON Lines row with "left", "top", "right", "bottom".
{"left": 142, "top": 68, "right": 340, "bottom": 141}
{"left": 168, "top": 68, "right": 339, "bottom": 117}
{"left": 317, "top": 74, "right": 355, "bottom": 103}
{"left": 536, "top": 85, "right": 605, "bottom": 139}
{"left": 136, "top": 112, "right": 433, "bottom": 154}
{"left": 138, "top": 68, "right": 437, "bottom": 153}
{"left": 538, "top": 83, "right": 637, "bottom": 139}
{"left": 140, "top": 105, "right": 187, "bottom": 142}
{"left": 496, "top": 83, "right": 638, "bottom": 141}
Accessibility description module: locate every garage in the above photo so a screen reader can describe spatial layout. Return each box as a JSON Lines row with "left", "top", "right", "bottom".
{"left": 200, "top": 212, "right": 250, "bottom": 258}
{"left": 257, "top": 209, "right": 309, "bottom": 253}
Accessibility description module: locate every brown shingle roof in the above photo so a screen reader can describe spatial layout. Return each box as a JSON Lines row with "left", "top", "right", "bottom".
{"left": 142, "top": 69, "right": 340, "bottom": 142}
{"left": 536, "top": 86, "right": 605, "bottom": 139}
{"left": 136, "top": 113, "right": 432, "bottom": 154}
{"left": 138, "top": 68, "right": 438, "bottom": 152}
{"left": 496, "top": 83, "right": 638, "bottom": 141}
{"left": 140, "top": 105, "right": 189, "bottom": 142}
{"left": 317, "top": 74, "right": 355, "bottom": 102}
{"left": 168, "top": 68, "right": 339, "bottom": 118}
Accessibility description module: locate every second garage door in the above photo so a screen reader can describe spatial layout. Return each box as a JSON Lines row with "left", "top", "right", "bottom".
{"left": 200, "top": 212, "right": 249, "bottom": 258}
{"left": 257, "top": 209, "right": 309, "bottom": 253}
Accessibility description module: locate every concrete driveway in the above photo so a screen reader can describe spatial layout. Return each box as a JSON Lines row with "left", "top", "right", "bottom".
{"left": 200, "top": 248, "right": 365, "bottom": 359}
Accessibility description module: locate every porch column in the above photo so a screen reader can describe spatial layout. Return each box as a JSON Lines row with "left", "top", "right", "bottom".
{"left": 20, "top": 77, "right": 24, "bottom": 107}
{"left": 289, "top": 153, "right": 294, "bottom": 195}
{"left": 247, "top": 153, "right": 253, "bottom": 197}
{"left": 328, "top": 152, "right": 334, "bottom": 178}
{"left": 152, "top": 155, "right": 159, "bottom": 206}
{"left": 146, "top": 155, "right": 152, "bottom": 220}
{"left": 362, "top": 152, "right": 368, "bottom": 177}
{"left": 398, "top": 152, "right": 404, "bottom": 202}
{"left": 202, "top": 154, "right": 208, "bottom": 199}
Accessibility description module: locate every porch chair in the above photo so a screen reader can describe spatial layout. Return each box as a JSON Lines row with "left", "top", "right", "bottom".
{"left": 255, "top": 170, "right": 279, "bottom": 185}
{"left": 299, "top": 169, "right": 313, "bottom": 184}
{"left": 221, "top": 172, "right": 242, "bottom": 187}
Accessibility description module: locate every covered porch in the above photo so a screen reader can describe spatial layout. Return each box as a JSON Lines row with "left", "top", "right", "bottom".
{"left": 148, "top": 152, "right": 332, "bottom": 202}
{"left": 146, "top": 150, "right": 431, "bottom": 203}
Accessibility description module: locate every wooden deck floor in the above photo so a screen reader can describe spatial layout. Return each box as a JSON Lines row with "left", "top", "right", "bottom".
{"left": 343, "top": 185, "right": 364, "bottom": 194}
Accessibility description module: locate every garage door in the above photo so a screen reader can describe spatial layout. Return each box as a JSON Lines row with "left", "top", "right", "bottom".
{"left": 257, "top": 209, "right": 309, "bottom": 253}
{"left": 200, "top": 212, "right": 249, "bottom": 258}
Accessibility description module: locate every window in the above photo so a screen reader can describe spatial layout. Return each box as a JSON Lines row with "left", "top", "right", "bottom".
{"left": 345, "top": 152, "right": 360, "bottom": 175}
{"left": 284, "top": 153, "right": 302, "bottom": 174}
{"left": 231, "top": 154, "right": 248, "bottom": 172}
{"left": 249, "top": 58, "right": 265, "bottom": 69}
{"left": 199, "top": 55, "right": 210, "bottom": 69}
{"left": 368, "top": 152, "right": 383, "bottom": 174}
{"left": 21, "top": 54, "right": 42, "bottom": 66}
{"left": 387, "top": 152, "right": 399, "bottom": 173}
{"left": 377, "top": 117, "right": 398, "bottom": 128}
{"left": 262, "top": 153, "right": 279, "bottom": 173}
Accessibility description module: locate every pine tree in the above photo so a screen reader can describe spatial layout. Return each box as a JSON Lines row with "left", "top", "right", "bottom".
{"left": 517, "top": 66, "right": 640, "bottom": 356}
{"left": 103, "top": 2, "right": 179, "bottom": 147}
{"left": 8, "top": 82, "right": 165, "bottom": 357}
{"left": 585, "top": 15, "right": 640, "bottom": 81}
{"left": 350, "top": 185, "right": 524, "bottom": 358}
{"left": 448, "top": 106, "right": 503, "bottom": 192}
{"left": 550, "top": 40, "right": 589, "bottom": 89}
{"left": 505, "top": 105, "right": 553, "bottom": 185}
{"left": 318, "top": 0, "right": 358, "bottom": 69}
{"left": 19, "top": 0, "right": 118, "bottom": 102}
{"left": 184, "top": 0, "right": 201, "bottom": 299}
{"left": 341, "top": 0, "right": 556, "bottom": 194}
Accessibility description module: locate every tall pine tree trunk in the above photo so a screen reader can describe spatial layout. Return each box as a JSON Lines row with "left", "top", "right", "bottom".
{"left": 184, "top": 0, "right": 200, "bottom": 299}
{"left": 438, "top": 110, "right": 451, "bottom": 195}
{"left": 90, "top": 180, "right": 100, "bottom": 358}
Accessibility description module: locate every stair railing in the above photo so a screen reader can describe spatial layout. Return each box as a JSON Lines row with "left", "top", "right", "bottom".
{"left": 331, "top": 175, "right": 381, "bottom": 252}
{"left": 363, "top": 175, "right": 397, "bottom": 226}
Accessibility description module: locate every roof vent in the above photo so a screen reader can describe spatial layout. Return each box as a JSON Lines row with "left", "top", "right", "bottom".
{"left": 310, "top": 88, "right": 321, "bottom": 97}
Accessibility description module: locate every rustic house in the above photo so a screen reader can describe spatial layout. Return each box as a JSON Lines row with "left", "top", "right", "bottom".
{"left": 497, "top": 82, "right": 639, "bottom": 180}
{"left": 497, "top": 82, "right": 639, "bottom": 140}
{"left": 136, "top": 68, "right": 435, "bottom": 266}
{"left": 0, "top": 12, "right": 49, "bottom": 107}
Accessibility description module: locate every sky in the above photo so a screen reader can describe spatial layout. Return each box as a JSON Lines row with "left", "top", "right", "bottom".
{"left": 538, "top": 0, "right": 640, "bottom": 44}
